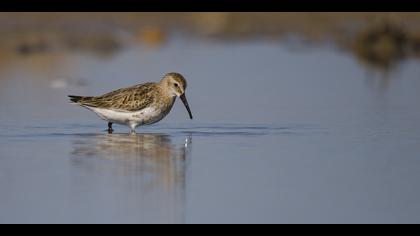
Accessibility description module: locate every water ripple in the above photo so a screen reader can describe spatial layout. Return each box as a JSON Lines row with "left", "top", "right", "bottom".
{"left": 0, "top": 123, "right": 326, "bottom": 139}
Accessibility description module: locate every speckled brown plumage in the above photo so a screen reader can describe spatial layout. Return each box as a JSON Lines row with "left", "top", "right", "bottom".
{"left": 70, "top": 83, "right": 160, "bottom": 112}
{"left": 68, "top": 72, "right": 193, "bottom": 133}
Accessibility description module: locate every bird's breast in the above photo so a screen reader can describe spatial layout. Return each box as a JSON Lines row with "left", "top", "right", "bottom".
{"left": 132, "top": 98, "right": 175, "bottom": 125}
{"left": 132, "top": 107, "right": 164, "bottom": 122}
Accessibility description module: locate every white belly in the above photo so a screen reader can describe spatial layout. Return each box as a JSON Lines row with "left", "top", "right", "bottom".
{"left": 85, "top": 106, "right": 165, "bottom": 127}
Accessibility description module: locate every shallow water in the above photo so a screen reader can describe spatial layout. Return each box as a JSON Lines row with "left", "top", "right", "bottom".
{"left": 1, "top": 37, "right": 420, "bottom": 223}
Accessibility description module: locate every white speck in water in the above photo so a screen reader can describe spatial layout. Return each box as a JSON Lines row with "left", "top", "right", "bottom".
{"left": 50, "top": 78, "right": 69, "bottom": 89}
{"left": 185, "top": 137, "right": 191, "bottom": 147}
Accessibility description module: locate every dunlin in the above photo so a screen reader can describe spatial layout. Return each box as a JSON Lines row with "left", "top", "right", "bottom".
{"left": 69, "top": 72, "right": 193, "bottom": 133}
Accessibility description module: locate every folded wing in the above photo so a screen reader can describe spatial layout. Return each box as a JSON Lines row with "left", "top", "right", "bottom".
{"left": 68, "top": 83, "right": 157, "bottom": 112}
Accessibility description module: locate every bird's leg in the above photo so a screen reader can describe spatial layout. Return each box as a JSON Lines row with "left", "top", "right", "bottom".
{"left": 129, "top": 123, "right": 136, "bottom": 135}
{"left": 107, "top": 122, "right": 114, "bottom": 134}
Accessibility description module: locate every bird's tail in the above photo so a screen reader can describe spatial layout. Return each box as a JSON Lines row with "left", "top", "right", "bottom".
{"left": 68, "top": 95, "right": 83, "bottom": 103}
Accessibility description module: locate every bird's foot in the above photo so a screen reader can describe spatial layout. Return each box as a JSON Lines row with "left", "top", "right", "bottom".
{"left": 107, "top": 122, "right": 114, "bottom": 134}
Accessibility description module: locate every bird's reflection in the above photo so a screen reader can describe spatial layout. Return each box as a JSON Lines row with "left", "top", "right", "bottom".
{"left": 70, "top": 133, "right": 192, "bottom": 223}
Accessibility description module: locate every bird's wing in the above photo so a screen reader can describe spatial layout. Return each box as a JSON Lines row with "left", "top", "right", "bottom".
{"left": 74, "top": 83, "right": 158, "bottom": 112}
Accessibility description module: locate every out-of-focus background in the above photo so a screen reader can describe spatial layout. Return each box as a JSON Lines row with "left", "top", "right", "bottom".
{"left": 1, "top": 13, "right": 420, "bottom": 223}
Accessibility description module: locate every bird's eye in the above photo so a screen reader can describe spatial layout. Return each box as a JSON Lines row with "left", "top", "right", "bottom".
{"left": 174, "top": 83, "right": 179, "bottom": 87}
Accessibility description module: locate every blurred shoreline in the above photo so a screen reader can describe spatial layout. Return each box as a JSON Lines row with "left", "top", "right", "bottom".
{"left": 1, "top": 13, "right": 420, "bottom": 71}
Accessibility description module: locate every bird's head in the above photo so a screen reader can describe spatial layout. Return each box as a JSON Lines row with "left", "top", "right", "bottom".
{"left": 162, "top": 72, "right": 188, "bottom": 97}
{"left": 161, "top": 72, "right": 193, "bottom": 119}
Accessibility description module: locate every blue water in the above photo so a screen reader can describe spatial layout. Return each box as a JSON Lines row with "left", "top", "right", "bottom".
{"left": 1, "top": 39, "right": 420, "bottom": 223}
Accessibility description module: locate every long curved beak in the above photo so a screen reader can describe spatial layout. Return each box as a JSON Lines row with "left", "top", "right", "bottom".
{"left": 180, "top": 94, "right": 193, "bottom": 120}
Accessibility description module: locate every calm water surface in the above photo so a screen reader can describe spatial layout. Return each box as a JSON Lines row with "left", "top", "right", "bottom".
{"left": 1, "top": 38, "right": 420, "bottom": 223}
